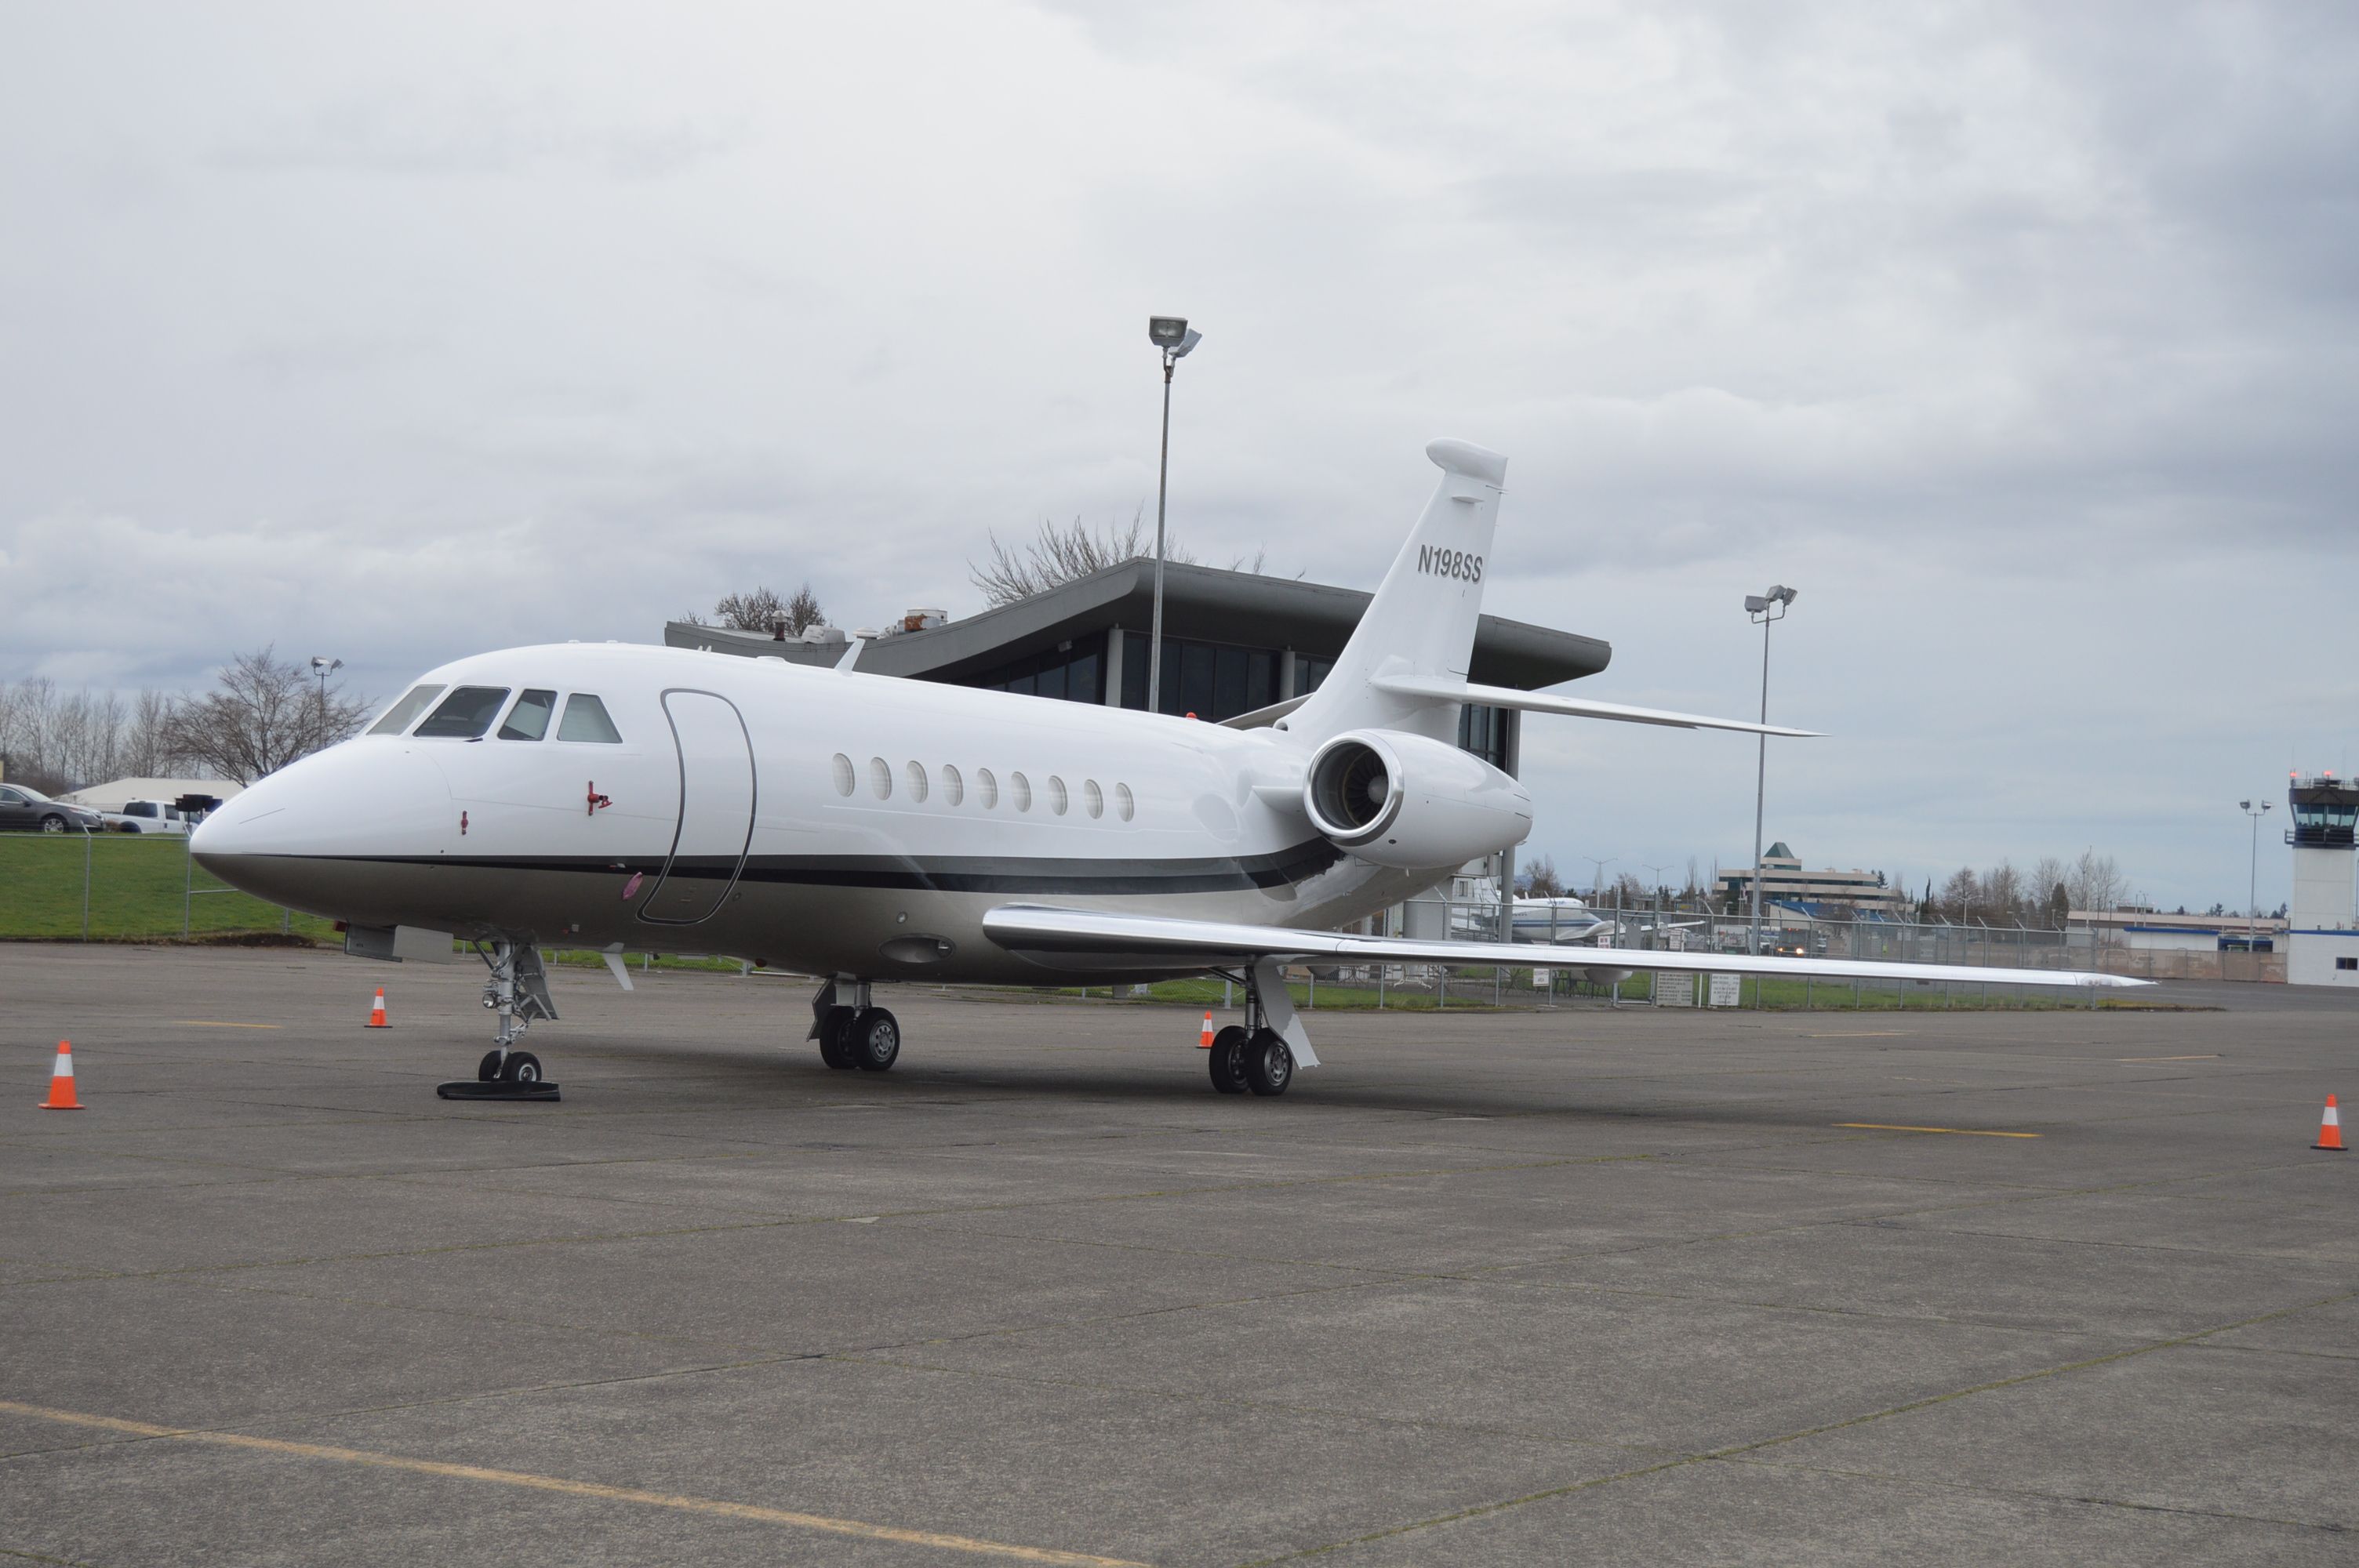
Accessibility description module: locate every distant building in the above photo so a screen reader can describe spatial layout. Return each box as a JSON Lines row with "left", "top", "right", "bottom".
{"left": 2284, "top": 775, "right": 2359, "bottom": 988}
{"left": 1714, "top": 843, "right": 1904, "bottom": 916}
{"left": 2066, "top": 909, "right": 2284, "bottom": 952}
{"left": 56, "top": 777, "right": 242, "bottom": 813}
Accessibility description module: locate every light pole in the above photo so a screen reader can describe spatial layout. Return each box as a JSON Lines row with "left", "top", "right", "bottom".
{"left": 1744, "top": 585, "right": 1797, "bottom": 955}
{"left": 1145, "top": 316, "right": 1202, "bottom": 716}
{"left": 310, "top": 656, "right": 342, "bottom": 718}
{"left": 2238, "top": 799, "right": 2274, "bottom": 936}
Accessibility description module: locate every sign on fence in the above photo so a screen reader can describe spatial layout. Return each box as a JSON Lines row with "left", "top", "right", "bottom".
{"left": 1655, "top": 972, "right": 1696, "bottom": 1007}
{"left": 1707, "top": 973, "right": 1743, "bottom": 1007}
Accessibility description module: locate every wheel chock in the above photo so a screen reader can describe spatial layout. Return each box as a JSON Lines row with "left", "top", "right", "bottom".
{"left": 435, "top": 1080, "right": 562, "bottom": 1102}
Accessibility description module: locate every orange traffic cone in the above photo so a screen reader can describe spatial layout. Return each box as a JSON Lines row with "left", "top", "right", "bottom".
{"left": 1198, "top": 1011, "right": 1215, "bottom": 1049}
{"left": 42, "top": 1040, "right": 82, "bottom": 1110}
{"left": 365, "top": 988, "right": 390, "bottom": 1029}
{"left": 2314, "top": 1094, "right": 2346, "bottom": 1152}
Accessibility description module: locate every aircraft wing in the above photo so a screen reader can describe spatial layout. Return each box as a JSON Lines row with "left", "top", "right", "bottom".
{"left": 981, "top": 905, "right": 2152, "bottom": 989}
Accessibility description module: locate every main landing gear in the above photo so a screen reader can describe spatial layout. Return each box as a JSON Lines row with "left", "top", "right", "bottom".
{"left": 809, "top": 978, "right": 899, "bottom": 1073}
{"left": 437, "top": 939, "right": 562, "bottom": 1102}
{"left": 1206, "top": 960, "right": 1314, "bottom": 1097}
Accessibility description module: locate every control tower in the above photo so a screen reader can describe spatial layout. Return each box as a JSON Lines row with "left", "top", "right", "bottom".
{"left": 2285, "top": 775, "right": 2359, "bottom": 987}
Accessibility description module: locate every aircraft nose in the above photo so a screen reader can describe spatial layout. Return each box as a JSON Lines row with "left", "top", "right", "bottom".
{"left": 192, "top": 743, "right": 453, "bottom": 913}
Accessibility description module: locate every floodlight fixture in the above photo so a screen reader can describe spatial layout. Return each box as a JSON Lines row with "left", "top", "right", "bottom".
{"left": 1743, "top": 595, "right": 1767, "bottom": 613}
{"left": 1148, "top": 317, "right": 1201, "bottom": 358}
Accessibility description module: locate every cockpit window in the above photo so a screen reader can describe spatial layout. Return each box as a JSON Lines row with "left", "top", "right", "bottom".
{"left": 413, "top": 686, "right": 512, "bottom": 739}
{"left": 498, "top": 689, "right": 558, "bottom": 742}
{"left": 555, "top": 693, "right": 623, "bottom": 743}
{"left": 369, "top": 684, "right": 446, "bottom": 735}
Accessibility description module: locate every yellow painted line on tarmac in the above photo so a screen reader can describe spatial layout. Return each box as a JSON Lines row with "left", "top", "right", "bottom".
{"left": 0, "top": 1399, "right": 1150, "bottom": 1566}
{"left": 1834, "top": 1123, "right": 2041, "bottom": 1139}
{"left": 172, "top": 1021, "right": 283, "bottom": 1030}
{"left": 2117, "top": 1054, "right": 2219, "bottom": 1063}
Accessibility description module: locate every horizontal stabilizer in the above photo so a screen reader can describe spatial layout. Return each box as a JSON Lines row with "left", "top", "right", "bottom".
{"left": 981, "top": 904, "right": 2150, "bottom": 990}
{"left": 1371, "top": 674, "right": 1820, "bottom": 737}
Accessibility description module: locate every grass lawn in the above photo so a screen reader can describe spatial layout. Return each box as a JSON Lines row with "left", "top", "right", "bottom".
{"left": 0, "top": 833, "right": 337, "bottom": 942}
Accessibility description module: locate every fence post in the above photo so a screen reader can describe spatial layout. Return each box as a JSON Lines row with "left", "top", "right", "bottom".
{"left": 1439, "top": 967, "right": 1447, "bottom": 1009}
{"left": 184, "top": 840, "right": 194, "bottom": 938}
{"left": 82, "top": 826, "right": 93, "bottom": 941}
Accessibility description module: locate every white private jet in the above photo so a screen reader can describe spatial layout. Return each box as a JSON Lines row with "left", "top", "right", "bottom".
{"left": 192, "top": 439, "right": 2146, "bottom": 1098}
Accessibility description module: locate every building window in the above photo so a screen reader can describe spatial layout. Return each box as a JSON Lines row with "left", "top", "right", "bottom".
{"left": 831, "top": 753, "right": 855, "bottom": 797}
{"left": 941, "top": 764, "right": 964, "bottom": 806}
{"left": 1114, "top": 631, "right": 1279, "bottom": 720}
{"left": 967, "top": 633, "right": 1104, "bottom": 707}
{"left": 2340, "top": 956, "right": 2357, "bottom": 972}
{"left": 1457, "top": 703, "right": 1510, "bottom": 769}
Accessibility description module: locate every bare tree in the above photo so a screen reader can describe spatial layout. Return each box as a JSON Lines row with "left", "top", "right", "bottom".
{"left": 969, "top": 509, "right": 1270, "bottom": 609}
{"left": 782, "top": 583, "right": 825, "bottom": 635}
{"left": 1982, "top": 858, "right": 2025, "bottom": 924}
{"left": 2066, "top": 848, "right": 2128, "bottom": 914}
{"left": 1523, "top": 854, "right": 1563, "bottom": 897}
{"left": 162, "top": 648, "right": 370, "bottom": 785}
{"left": 1940, "top": 866, "right": 1981, "bottom": 922}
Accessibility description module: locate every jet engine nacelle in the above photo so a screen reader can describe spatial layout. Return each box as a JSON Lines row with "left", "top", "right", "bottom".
{"left": 1301, "top": 728, "right": 1532, "bottom": 870}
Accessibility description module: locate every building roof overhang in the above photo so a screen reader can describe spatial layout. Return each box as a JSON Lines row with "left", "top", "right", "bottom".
{"left": 664, "top": 558, "right": 1612, "bottom": 691}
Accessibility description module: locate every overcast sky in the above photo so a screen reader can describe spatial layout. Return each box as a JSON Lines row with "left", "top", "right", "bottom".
{"left": 5, "top": 2, "right": 2354, "bottom": 912}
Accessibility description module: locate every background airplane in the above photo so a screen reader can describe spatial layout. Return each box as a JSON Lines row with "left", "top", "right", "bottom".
{"left": 192, "top": 438, "right": 2147, "bottom": 1098}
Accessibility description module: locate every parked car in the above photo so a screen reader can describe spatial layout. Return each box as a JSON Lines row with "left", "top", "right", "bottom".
{"left": 100, "top": 800, "right": 190, "bottom": 835}
{"left": 0, "top": 784, "right": 106, "bottom": 833}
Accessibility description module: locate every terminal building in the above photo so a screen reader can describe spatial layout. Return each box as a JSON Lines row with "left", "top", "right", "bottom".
{"left": 1713, "top": 843, "right": 1905, "bottom": 917}
{"left": 2285, "top": 775, "right": 2359, "bottom": 988}
{"left": 664, "top": 557, "right": 1612, "bottom": 777}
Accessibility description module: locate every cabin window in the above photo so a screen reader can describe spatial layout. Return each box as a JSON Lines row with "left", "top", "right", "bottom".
{"left": 1047, "top": 775, "right": 1069, "bottom": 815}
{"left": 413, "top": 686, "right": 511, "bottom": 739}
{"left": 976, "top": 768, "right": 999, "bottom": 808}
{"left": 497, "top": 689, "right": 558, "bottom": 741}
{"left": 905, "top": 760, "right": 929, "bottom": 802}
{"left": 1083, "top": 779, "right": 1103, "bottom": 818}
{"left": 369, "top": 684, "right": 445, "bottom": 735}
{"left": 831, "top": 753, "right": 855, "bottom": 797}
{"left": 1010, "top": 771, "right": 1033, "bottom": 812}
{"left": 868, "top": 757, "right": 892, "bottom": 800}
{"left": 556, "top": 694, "right": 623, "bottom": 743}
{"left": 941, "top": 764, "right": 964, "bottom": 806}
{"left": 1115, "top": 782, "right": 1135, "bottom": 822}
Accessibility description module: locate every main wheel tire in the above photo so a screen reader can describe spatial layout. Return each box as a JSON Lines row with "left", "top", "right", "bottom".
{"left": 1244, "top": 1029, "right": 1293, "bottom": 1096}
{"left": 500, "top": 1051, "right": 543, "bottom": 1085}
{"left": 477, "top": 1049, "right": 503, "bottom": 1082}
{"left": 817, "top": 1007, "right": 858, "bottom": 1069}
{"left": 1208, "top": 1025, "right": 1250, "bottom": 1094}
{"left": 849, "top": 1007, "right": 900, "bottom": 1071}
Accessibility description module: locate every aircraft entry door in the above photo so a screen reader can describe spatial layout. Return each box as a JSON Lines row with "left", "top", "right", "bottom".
{"left": 638, "top": 691, "right": 756, "bottom": 925}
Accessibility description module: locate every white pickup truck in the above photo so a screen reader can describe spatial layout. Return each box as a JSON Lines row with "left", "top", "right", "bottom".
{"left": 100, "top": 800, "right": 191, "bottom": 835}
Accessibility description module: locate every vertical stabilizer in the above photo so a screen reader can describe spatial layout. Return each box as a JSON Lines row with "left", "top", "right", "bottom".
{"left": 1289, "top": 438, "right": 1506, "bottom": 743}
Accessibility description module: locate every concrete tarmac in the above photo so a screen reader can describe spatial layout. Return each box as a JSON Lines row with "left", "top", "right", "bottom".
{"left": 1, "top": 943, "right": 2353, "bottom": 1566}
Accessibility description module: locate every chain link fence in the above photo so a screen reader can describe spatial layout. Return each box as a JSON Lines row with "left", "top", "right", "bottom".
{"left": 0, "top": 832, "right": 329, "bottom": 942}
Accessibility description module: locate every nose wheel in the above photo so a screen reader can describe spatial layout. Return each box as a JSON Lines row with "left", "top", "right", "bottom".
{"left": 438, "top": 940, "right": 561, "bottom": 1102}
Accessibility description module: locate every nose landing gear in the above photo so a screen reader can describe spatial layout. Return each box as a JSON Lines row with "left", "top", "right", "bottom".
{"left": 437, "top": 939, "right": 562, "bottom": 1102}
